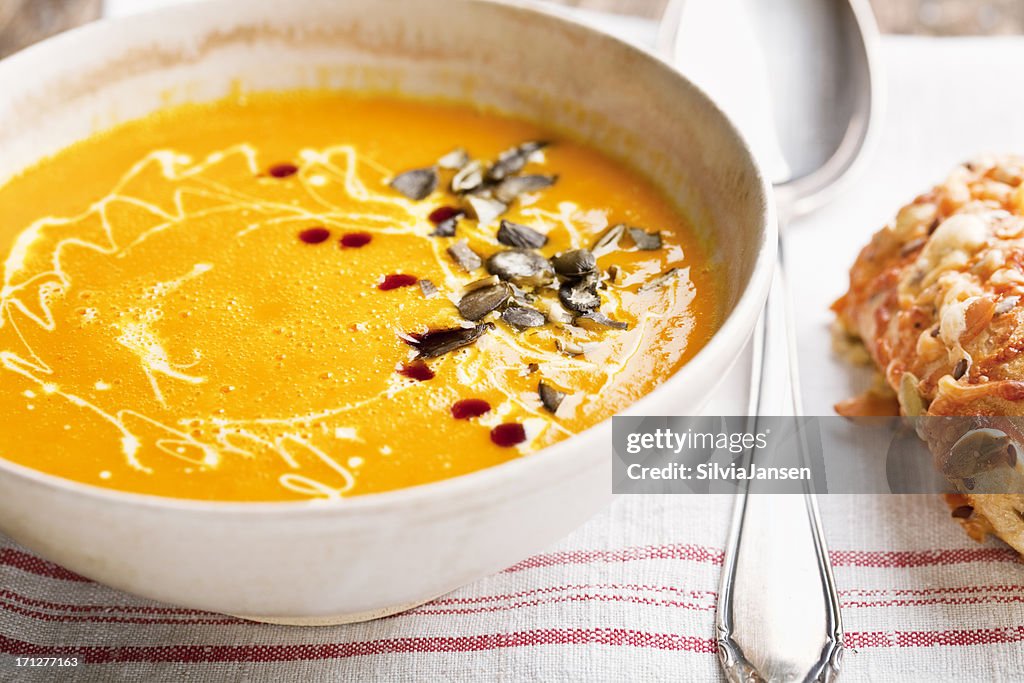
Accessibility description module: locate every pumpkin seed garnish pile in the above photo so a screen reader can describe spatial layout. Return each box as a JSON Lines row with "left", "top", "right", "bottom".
{"left": 389, "top": 141, "right": 680, "bottom": 402}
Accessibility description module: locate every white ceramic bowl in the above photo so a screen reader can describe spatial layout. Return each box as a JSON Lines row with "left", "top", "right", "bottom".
{"left": 0, "top": 0, "right": 774, "bottom": 624}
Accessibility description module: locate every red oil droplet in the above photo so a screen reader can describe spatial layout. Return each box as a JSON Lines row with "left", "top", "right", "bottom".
{"left": 341, "top": 232, "right": 373, "bottom": 248}
{"left": 268, "top": 163, "right": 299, "bottom": 178}
{"left": 429, "top": 206, "right": 463, "bottom": 224}
{"left": 398, "top": 361, "right": 435, "bottom": 381}
{"left": 298, "top": 227, "right": 331, "bottom": 244}
{"left": 490, "top": 422, "right": 526, "bottom": 447}
{"left": 452, "top": 398, "right": 492, "bottom": 420}
{"left": 379, "top": 274, "right": 418, "bottom": 291}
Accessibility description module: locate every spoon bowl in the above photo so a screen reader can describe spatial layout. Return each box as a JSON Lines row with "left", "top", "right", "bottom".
{"left": 754, "top": 0, "right": 882, "bottom": 218}
{"left": 659, "top": 0, "right": 882, "bottom": 219}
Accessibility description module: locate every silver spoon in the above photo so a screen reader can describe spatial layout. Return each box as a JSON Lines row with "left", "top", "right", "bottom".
{"left": 658, "top": 0, "right": 882, "bottom": 680}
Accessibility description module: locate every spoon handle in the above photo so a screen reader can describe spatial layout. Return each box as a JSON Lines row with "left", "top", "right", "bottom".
{"left": 715, "top": 245, "right": 844, "bottom": 682}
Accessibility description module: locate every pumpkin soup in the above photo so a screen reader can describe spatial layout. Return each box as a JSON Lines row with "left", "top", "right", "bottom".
{"left": 0, "top": 92, "right": 720, "bottom": 501}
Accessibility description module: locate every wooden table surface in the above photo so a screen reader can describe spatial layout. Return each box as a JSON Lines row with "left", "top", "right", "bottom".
{"left": 1, "top": 0, "right": 1023, "bottom": 60}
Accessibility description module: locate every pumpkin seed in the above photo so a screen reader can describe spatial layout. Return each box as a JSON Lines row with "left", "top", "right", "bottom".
{"left": 591, "top": 223, "right": 626, "bottom": 256}
{"left": 418, "top": 279, "right": 438, "bottom": 299}
{"left": 451, "top": 160, "right": 486, "bottom": 193}
{"left": 487, "top": 249, "right": 555, "bottom": 287}
{"left": 437, "top": 148, "right": 470, "bottom": 170}
{"left": 638, "top": 268, "right": 682, "bottom": 293}
{"left": 430, "top": 210, "right": 462, "bottom": 237}
{"left": 951, "top": 505, "right": 974, "bottom": 519}
{"left": 447, "top": 240, "right": 482, "bottom": 272}
{"left": 431, "top": 221, "right": 457, "bottom": 237}
{"left": 390, "top": 167, "right": 438, "bottom": 200}
{"left": 497, "top": 220, "right": 548, "bottom": 248}
{"left": 508, "top": 283, "right": 535, "bottom": 306}
{"left": 945, "top": 428, "right": 1015, "bottom": 478}
{"left": 502, "top": 305, "right": 547, "bottom": 330}
{"left": 465, "top": 195, "right": 508, "bottom": 225}
{"left": 898, "top": 372, "right": 925, "bottom": 417}
{"left": 558, "top": 277, "right": 600, "bottom": 313}
{"left": 457, "top": 282, "right": 511, "bottom": 321}
{"left": 556, "top": 339, "right": 587, "bottom": 356}
{"left": 628, "top": 227, "right": 662, "bottom": 250}
{"left": 487, "top": 141, "right": 548, "bottom": 182}
{"left": 493, "top": 174, "right": 558, "bottom": 203}
{"left": 407, "top": 323, "right": 494, "bottom": 359}
{"left": 574, "top": 310, "right": 628, "bottom": 330}
{"left": 953, "top": 357, "right": 969, "bottom": 380}
{"left": 552, "top": 249, "right": 597, "bottom": 278}
{"left": 538, "top": 381, "right": 565, "bottom": 414}
{"left": 460, "top": 275, "right": 500, "bottom": 293}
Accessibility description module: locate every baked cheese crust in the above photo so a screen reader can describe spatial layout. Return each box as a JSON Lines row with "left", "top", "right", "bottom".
{"left": 834, "top": 156, "right": 1024, "bottom": 554}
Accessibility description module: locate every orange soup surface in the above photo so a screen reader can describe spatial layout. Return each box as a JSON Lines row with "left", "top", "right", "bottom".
{"left": 0, "top": 92, "right": 720, "bottom": 501}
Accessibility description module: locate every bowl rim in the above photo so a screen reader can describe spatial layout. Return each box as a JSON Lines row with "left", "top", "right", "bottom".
{"left": 0, "top": 0, "right": 777, "bottom": 517}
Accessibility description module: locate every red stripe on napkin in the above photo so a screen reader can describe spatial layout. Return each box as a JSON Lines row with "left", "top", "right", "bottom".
{"left": 0, "top": 629, "right": 718, "bottom": 663}
{"left": 503, "top": 543, "right": 725, "bottom": 572}
{"left": 0, "top": 548, "right": 88, "bottom": 582}
{"left": 830, "top": 548, "right": 1020, "bottom": 568}
{"left": 845, "top": 627, "right": 1024, "bottom": 649}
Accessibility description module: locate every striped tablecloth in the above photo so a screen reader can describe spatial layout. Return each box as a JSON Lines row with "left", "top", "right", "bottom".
{"left": 2, "top": 494, "right": 1023, "bottom": 681}
{"left": 5, "top": 6, "right": 1024, "bottom": 681}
